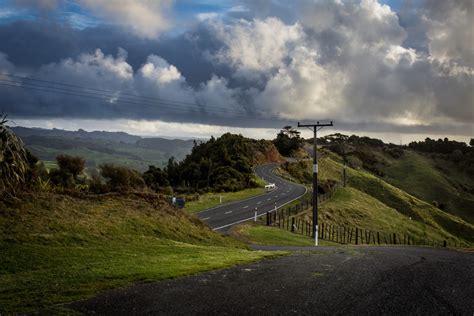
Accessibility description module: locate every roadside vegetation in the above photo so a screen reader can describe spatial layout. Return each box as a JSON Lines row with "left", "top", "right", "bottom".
{"left": 273, "top": 126, "right": 305, "bottom": 157}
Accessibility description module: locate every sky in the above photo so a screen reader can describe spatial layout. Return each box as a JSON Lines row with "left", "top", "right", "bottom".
{"left": 0, "top": 0, "right": 472, "bottom": 143}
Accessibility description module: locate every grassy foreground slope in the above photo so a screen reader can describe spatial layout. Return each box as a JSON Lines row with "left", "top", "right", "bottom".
{"left": 0, "top": 193, "right": 279, "bottom": 313}
{"left": 233, "top": 224, "right": 339, "bottom": 246}
{"left": 281, "top": 155, "right": 474, "bottom": 246}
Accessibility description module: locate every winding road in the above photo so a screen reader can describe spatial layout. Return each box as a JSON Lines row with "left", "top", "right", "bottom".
{"left": 196, "top": 163, "right": 307, "bottom": 231}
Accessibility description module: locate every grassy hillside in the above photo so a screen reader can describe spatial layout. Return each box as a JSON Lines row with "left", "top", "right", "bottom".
{"left": 0, "top": 193, "right": 280, "bottom": 313}
{"left": 280, "top": 156, "right": 474, "bottom": 246}
{"left": 321, "top": 135, "right": 474, "bottom": 224}
{"left": 382, "top": 150, "right": 474, "bottom": 223}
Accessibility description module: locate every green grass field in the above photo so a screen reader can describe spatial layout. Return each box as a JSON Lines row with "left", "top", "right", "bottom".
{"left": 0, "top": 193, "right": 282, "bottom": 313}
{"left": 234, "top": 224, "right": 339, "bottom": 247}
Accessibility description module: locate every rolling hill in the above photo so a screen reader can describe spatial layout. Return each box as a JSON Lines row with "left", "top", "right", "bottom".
{"left": 12, "top": 127, "right": 196, "bottom": 171}
{"left": 279, "top": 153, "right": 474, "bottom": 246}
{"left": 320, "top": 135, "right": 474, "bottom": 224}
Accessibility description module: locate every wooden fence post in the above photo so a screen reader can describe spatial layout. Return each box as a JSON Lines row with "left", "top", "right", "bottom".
{"left": 291, "top": 218, "right": 295, "bottom": 232}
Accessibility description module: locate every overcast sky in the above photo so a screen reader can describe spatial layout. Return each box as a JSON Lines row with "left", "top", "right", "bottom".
{"left": 0, "top": 0, "right": 472, "bottom": 143}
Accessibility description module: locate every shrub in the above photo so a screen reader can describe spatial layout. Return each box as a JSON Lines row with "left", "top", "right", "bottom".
{"left": 143, "top": 165, "right": 170, "bottom": 191}
{"left": 99, "top": 163, "right": 145, "bottom": 192}
{"left": 0, "top": 116, "right": 31, "bottom": 198}
{"left": 49, "top": 168, "right": 74, "bottom": 188}
{"left": 87, "top": 173, "right": 107, "bottom": 194}
{"left": 56, "top": 154, "right": 85, "bottom": 180}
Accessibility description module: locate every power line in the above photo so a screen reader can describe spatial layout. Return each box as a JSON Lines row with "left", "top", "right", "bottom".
{"left": 0, "top": 77, "right": 295, "bottom": 124}
{"left": 0, "top": 73, "right": 245, "bottom": 114}
{"left": 0, "top": 79, "right": 247, "bottom": 117}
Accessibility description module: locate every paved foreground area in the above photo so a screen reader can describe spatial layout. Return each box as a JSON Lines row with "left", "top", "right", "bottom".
{"left": 70, "top": 246, "right": 473, "bottom": 315}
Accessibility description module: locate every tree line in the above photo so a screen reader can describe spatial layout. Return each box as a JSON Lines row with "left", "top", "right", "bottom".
{"left": 1, "top": 125, "right": 274, "bottom": 199}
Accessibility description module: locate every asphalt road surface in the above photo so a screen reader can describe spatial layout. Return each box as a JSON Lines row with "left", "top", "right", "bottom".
{"left": 70, "top": 246, "right": 474, "bottom": 315}
{"left": 196, "top": 163, "right": 307, "bottom": 231}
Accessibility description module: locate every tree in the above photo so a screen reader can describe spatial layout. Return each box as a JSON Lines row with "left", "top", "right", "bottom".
{"left": 273, "top": 126, "right": 303, "bottom": 156}
{"left": 56, "top": 154, "right": 85, "bottom": 180}
{"left": 470, "top": 138, "right": 474, "bottom": 147}
{"left": 99, "top": 163, "right": 145, "bottom": 192}
{"left": 143, "top": 166, "right": 170, "bottom": 191}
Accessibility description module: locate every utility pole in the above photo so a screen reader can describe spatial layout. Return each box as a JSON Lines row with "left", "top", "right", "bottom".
{"left": 297, "top": 121, "right": 333, "bottom": 246}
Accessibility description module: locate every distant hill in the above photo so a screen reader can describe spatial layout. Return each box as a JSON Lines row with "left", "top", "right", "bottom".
{"left": 12, "top": 127, "right": 195, "bottom": 171}
{"left": 12, "top": 127, "right": 141, "bottom": 144}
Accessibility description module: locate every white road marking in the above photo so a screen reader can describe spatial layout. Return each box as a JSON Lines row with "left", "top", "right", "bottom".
{"left": 202, "top": 217, "right": 210, "bottom": 220}
{"left": 213, "top": 186, "right": 309, "bottom": 231}
{"left": 267, "top": 198, "right": 271, "bottom": 201}
{"left": 257, "top": 201, "right": 262, "bottom": 204}
{"left": 225, "top": 211, "right": 232, "bottom": 214}
{"left": 243, "top": 206, "right": 249, "bottom": 209}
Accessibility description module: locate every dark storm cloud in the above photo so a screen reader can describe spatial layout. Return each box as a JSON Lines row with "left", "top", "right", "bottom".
{"left": 0, "top": 0, "right": 472, "bottom": 137}
{"left": 0, "top": 20, "right": 222, "bottom": 87}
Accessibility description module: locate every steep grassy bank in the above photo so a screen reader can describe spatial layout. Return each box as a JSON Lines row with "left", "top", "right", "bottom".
{"left": 381, "top": 150, "right": 474, "bottom": 223}
{"left": 280, "top": 156, "right": 474, "bottom": 246}
{"left": 0, "top": 193, "right": 280, "bottom": 313}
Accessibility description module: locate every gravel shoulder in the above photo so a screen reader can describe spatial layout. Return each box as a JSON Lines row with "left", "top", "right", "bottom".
{"left": 70, "top": 246, "right": 474, "bottom": 315}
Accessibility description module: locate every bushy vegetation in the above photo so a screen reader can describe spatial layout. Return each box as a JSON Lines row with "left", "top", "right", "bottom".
{"left": 273, "top": 126, "right": 304, "bottom": 156}
{"left": 99, "top": 163, "right": 145, "bottom": 192}
{"left": 0, "top": 117, "right": 39, "bottom": 199}
{"left": 2, "top": 129, "right": 282, "bottom": 197}
{"left": 144, "top": 133, "right": 281, "bottom": 193}
{"left": 409, "top": 137, "right": 472, "bottom": 154}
